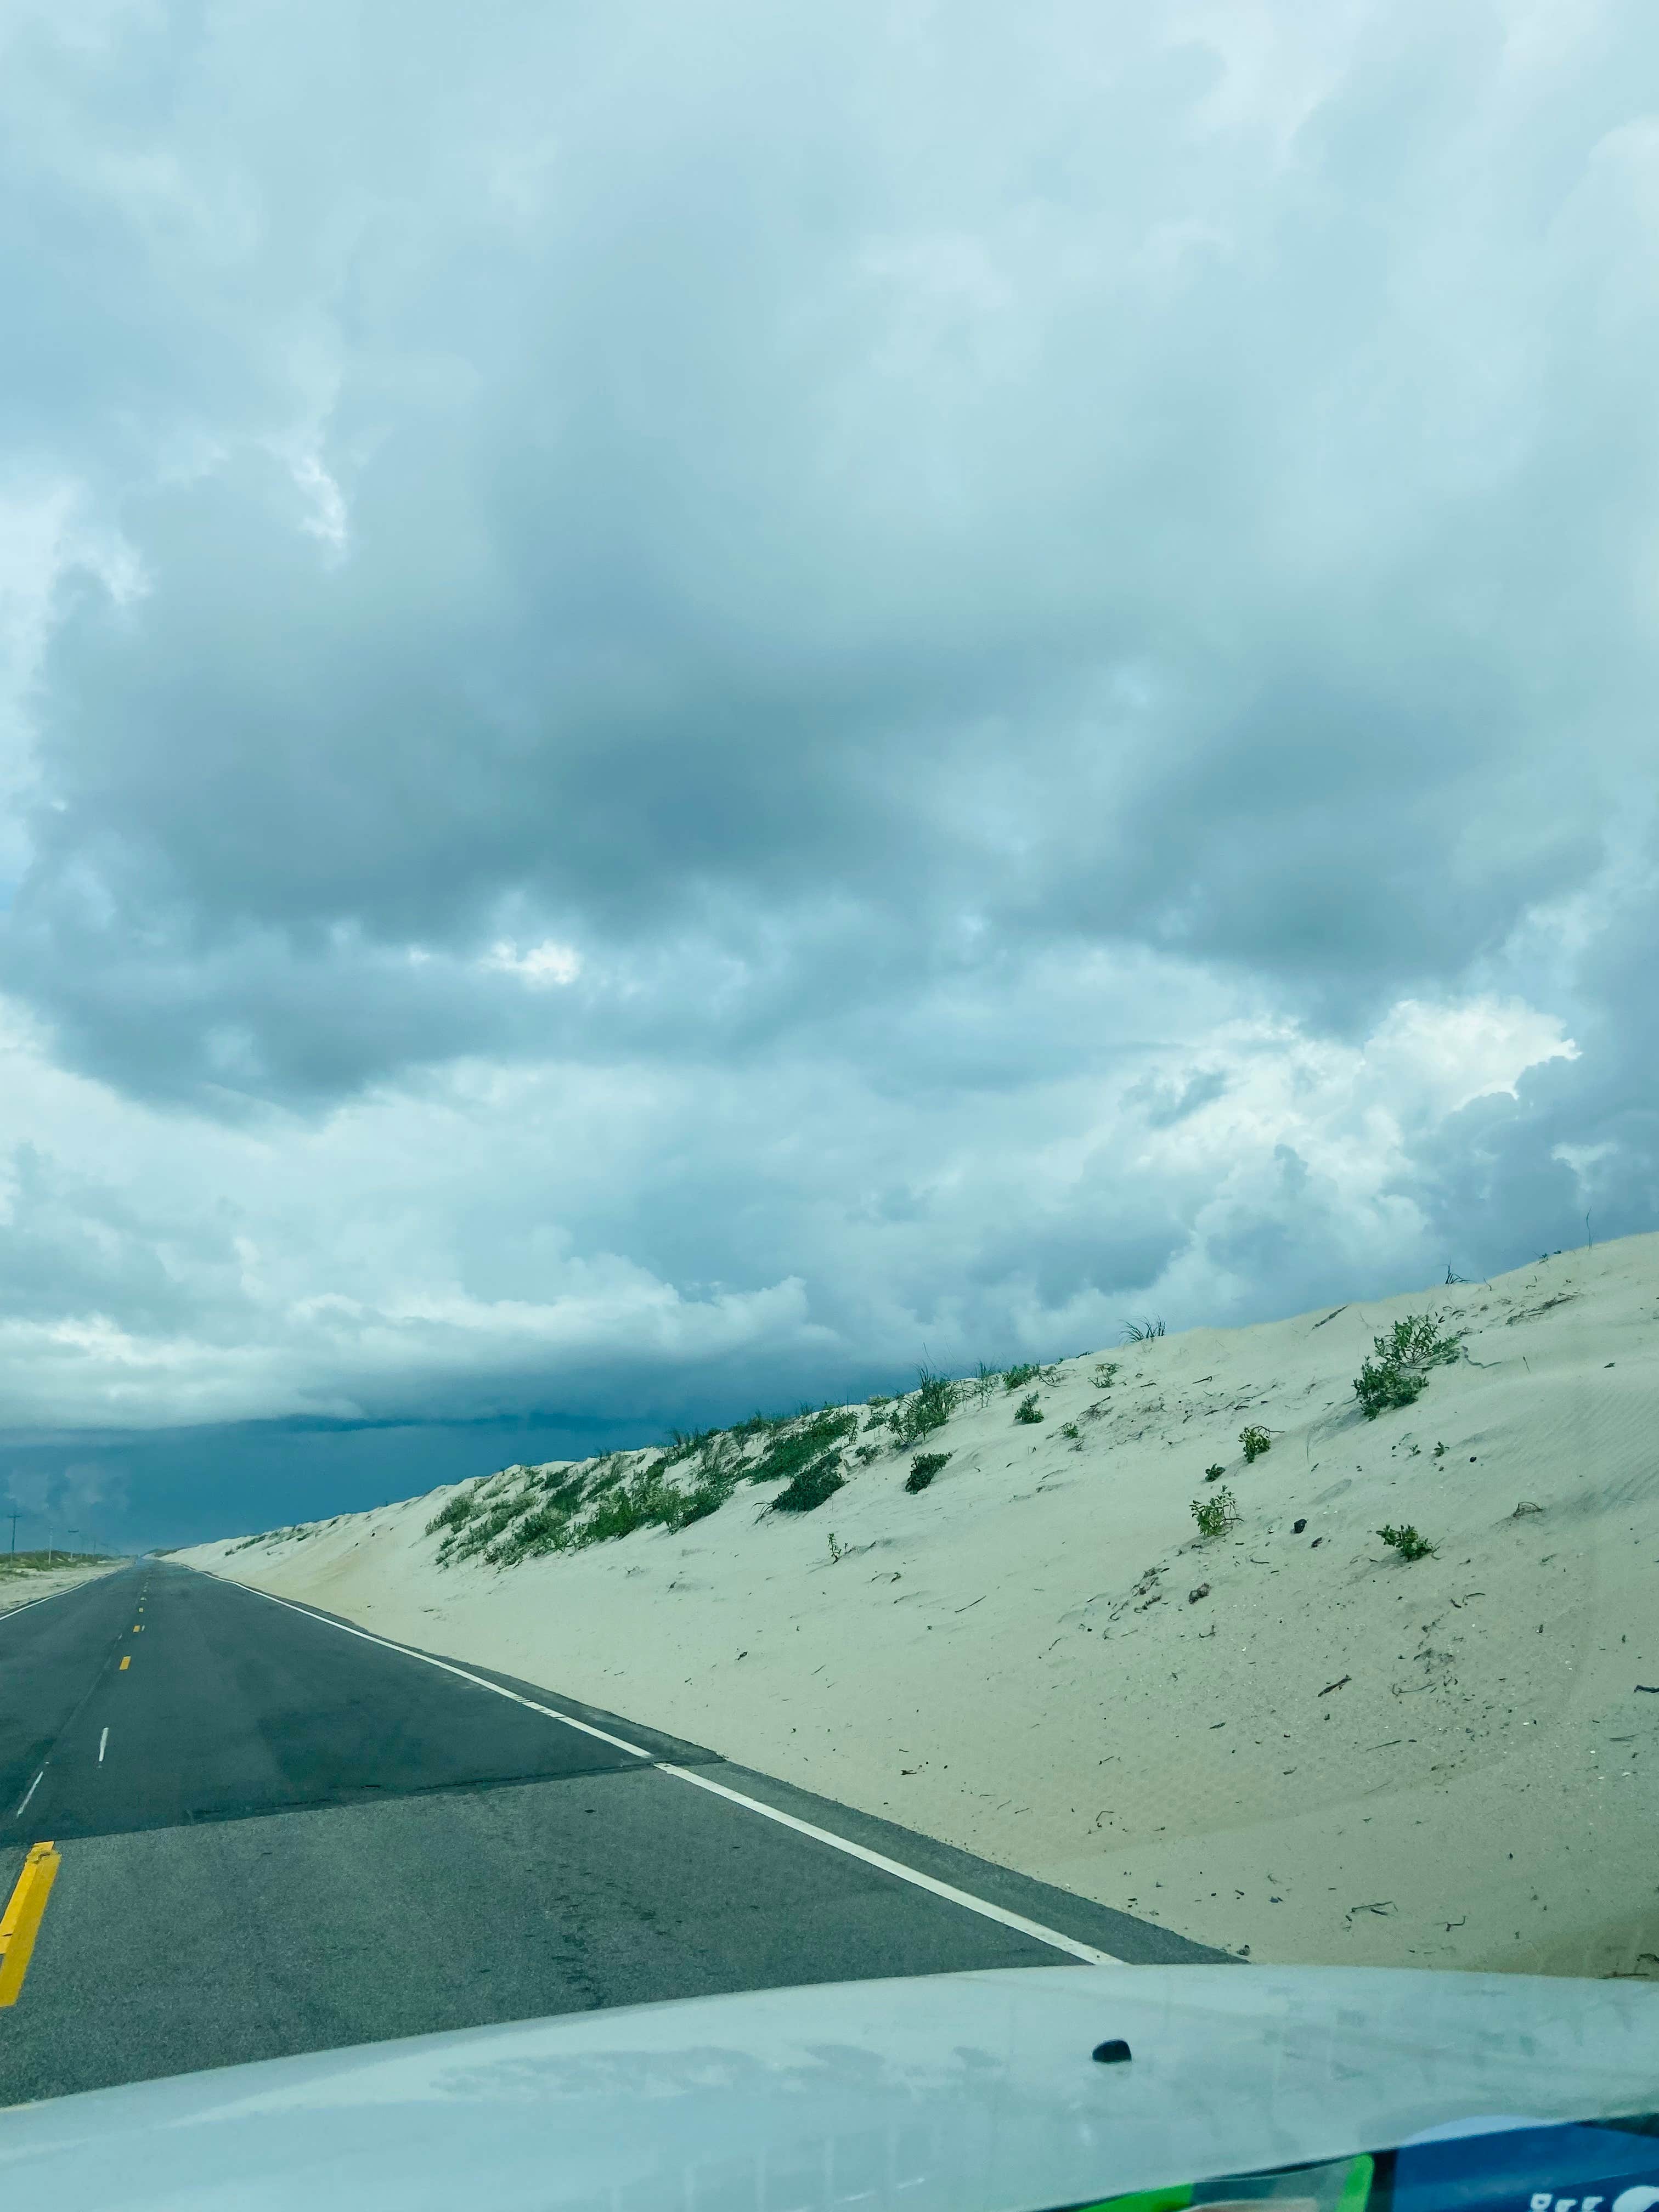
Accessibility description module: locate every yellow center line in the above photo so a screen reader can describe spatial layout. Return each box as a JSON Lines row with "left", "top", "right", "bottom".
{"left": 0, "top": 1842, "right": 61, "bottom": 2007}
{"left": 119, "top": 1655, "right": 130, "bottom": 1671}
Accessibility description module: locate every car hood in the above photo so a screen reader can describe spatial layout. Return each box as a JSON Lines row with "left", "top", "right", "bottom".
{"left": 1, "top": 1964, "right": 1655, "bottom": 2211}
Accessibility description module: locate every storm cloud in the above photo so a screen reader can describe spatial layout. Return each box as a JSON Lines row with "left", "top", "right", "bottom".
{"left": 2, "top": 1, "right": 1656, "bottom": 1544}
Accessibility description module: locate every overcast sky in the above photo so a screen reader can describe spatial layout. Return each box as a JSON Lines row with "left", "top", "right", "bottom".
{"left": 3, "top": 1, "right": 1656, "bottom": 1550}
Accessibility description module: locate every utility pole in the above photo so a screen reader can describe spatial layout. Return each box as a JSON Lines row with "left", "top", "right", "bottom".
{"left": 7, "top": 1510, "right": 16, "bottom": 1555}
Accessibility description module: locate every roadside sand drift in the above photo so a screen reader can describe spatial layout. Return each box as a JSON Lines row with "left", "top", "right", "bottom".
{"left": 0, "top": 1558, "right": 123, "bottom": 1618}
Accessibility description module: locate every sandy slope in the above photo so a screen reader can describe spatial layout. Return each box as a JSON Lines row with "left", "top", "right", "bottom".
{"left": 0, "top": 1560, "right": 123, "bottom": 1617}
{"left": 181, "top": 1237, "right": 1659, "bottom": 1978}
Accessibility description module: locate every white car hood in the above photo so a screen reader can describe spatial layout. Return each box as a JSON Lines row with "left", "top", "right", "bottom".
{"left": 1, "top": 1964, "right": 1655, "bottom": 2211}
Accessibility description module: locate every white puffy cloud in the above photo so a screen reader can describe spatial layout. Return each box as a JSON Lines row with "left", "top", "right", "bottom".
{"left": 0, "top": 964, "right": 1579, "bottom": 1437}
{"left": 0, "top": 1, "right": 1653, "bottom": 1533}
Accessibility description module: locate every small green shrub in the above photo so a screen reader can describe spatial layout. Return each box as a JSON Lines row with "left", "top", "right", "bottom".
{"left": 675, "top": 1479, "right": 735, "bottom": 1528}
{"left": 1013, "top": 1392, "right": 1043, "bottom": 1424}
{"left": 891, "top": 1364, "right": 960, "bottom": 1449}
{"left": 1204, "top": 1463, "right": 1225, "bottom": 1482}
{"left": 1240, "top": 1424, "right": 1271, "bottom": 1463}
{"left": 1355, "top": 1313, "right": 1463, "bottom": 1419}
{"left": 972, "top": 1361, "right": 1001, "bottom": 1406}
{"left": 1091, "top": 1363, "right": 1120, "bottom": 1389}
{"left": 853, "top": 1443, "right": 881, "bottom": 1465}
{"left": 1121, "top": 1316, "right": 1166, "bottom": 1343}
{"left": 1355, "top": 1360, "right": 1427, "bottom": 1416}
{"left": 1002, "top": 1362, "right": 1042, "bottom": 1392}
{"left": 773, "top": 1455, "right": 846, "bottom": 1514}
{"left": 1432, "top": 1441, "right": 1447, "bottom": 1459}
{"left": 905, "top": 1451, "right": 951, "bottom": 1493}
{"left": 1378, "top": 1522, "right": 1436, "bottom": 1561}
{"left": 1060, "top": 1420, "right": 1080, "bottom": 1440}
{"left": 576, "top": 1485, "right": 657, "bottom": 1547}
{"left": 1192, "top": 1487, "right": 1238, "bottom": 1538}
{"left": 1386, "top": 1314, "right": 1463, "bottom": 1367}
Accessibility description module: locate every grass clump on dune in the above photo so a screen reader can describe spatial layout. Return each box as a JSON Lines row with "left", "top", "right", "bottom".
{"left": 746, "top": 1409, "right": 857, "bottom": 1486}
{"left": 891, "top": 1365, "right": 960, "bottom": 1449}
{"left": 772, "top": 1455, "right": 846, "bottom": 1514}
{"left": 905, "top": 1451, "right": 951, "bottom": 1493}
{"left": 1192, "top": 1487, "right": 1238, "bottom": 1538}
{"left": 737, "top": 1408, "right": 859, "bottom": 1516}
{"left": 424, "top": 1489, "right": 478, "bottom": 1537}
{"left": 1378, "top": 1521, "right": 1437, "bottom": 1561}
{"left": 1355, "top": 1313, "right": 1463, "bottom": 1419}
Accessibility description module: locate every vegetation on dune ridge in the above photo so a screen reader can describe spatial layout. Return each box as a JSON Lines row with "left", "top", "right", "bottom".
{"left": 214, "top": 1262, "right": 1594, "bottom": 1580}
{"left": 405, "top": 1341, "right": 1083, "bottom": 1567}
{"left": 228, "top": 1523, "right": 323, "bottom": 1554}
{"left": 414, "top": 1359, "right": 1012, "bottom": 1566}
{"left": 420, "top": 1409, "right": 874, "bottom": 1566}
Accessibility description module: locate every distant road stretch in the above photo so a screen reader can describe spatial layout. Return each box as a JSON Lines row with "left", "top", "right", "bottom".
{"left": 0, "top": 1562, "right": 1224, "bottom": 2103}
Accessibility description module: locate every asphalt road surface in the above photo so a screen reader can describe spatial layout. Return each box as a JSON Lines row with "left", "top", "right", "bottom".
{"left": 0, "top": 1561, "right": 1227, "bottom": 2105}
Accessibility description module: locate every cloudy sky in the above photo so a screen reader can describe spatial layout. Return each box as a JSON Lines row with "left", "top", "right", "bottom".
{"left": 3, "top": 0, "right": 1656, "bottom": 1550}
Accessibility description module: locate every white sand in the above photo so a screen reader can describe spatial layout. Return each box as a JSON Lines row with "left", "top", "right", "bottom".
{"left": 0, "top": 1560, "right": 123, "bottom": 1617}
{"left": 180, "top": 1235, "right": 1659, "bottom": 1978}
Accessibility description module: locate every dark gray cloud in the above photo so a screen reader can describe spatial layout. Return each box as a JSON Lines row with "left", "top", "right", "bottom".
{"left": 0, "top": 1, "right": 1655, "bottom": 1533}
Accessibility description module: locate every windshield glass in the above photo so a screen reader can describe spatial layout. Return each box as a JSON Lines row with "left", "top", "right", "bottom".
{"left": 1, "top": 0, "right": 1655, "bottom": 2190}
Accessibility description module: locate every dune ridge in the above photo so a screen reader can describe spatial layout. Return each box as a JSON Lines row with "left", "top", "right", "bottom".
{"left": 180, "top": 1234, "right": 1659, "bottom": 1977}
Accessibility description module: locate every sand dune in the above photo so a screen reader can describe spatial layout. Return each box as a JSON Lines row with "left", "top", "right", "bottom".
{"left": 0, "top": 1560, "right": 123, "bottom": 1617}
{"left": 180, "top": 1234, "right": 1659, "bottom": 1978}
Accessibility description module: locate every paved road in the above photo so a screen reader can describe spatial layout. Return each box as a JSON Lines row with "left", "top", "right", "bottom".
{"left": 0, "top": 1562, "right": 1226, "bottom": 2104}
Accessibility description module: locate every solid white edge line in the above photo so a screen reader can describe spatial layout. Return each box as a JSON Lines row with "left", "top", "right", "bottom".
{"left": 98, "top": 1727, "right": 109, "bottom": 1764}
{"left": 193, "top": 1568, "right": 1124, "bottom": 1967}
{"left": 221, "top": 1578, "right": 656, "bottom": 1759}
{"left": 657, "top": 1763, "right": 1121, "bottom": 1965}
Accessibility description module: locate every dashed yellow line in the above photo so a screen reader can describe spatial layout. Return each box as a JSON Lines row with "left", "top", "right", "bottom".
{"left": 119, "top": 1655, "right": 130, "bottom": 1671}
{"left": 0, "top": 1842, "right": 61, "bottom": 2007}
